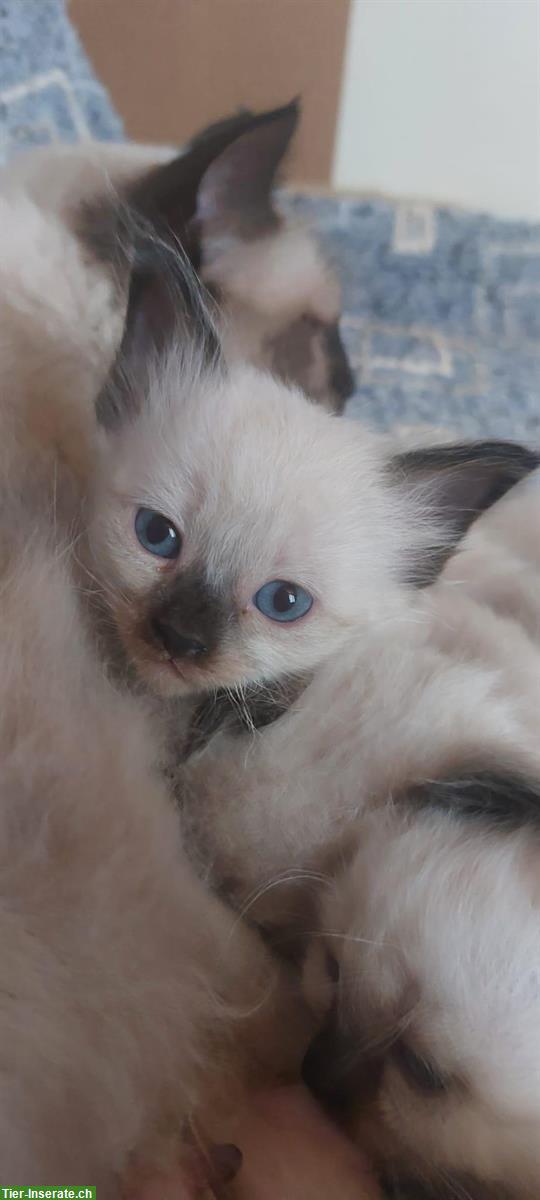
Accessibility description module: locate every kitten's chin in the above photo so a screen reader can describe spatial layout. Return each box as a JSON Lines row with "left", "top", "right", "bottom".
{"left": 112, "top": 614, "right": 209, "bottom": 697}
{"left": 134, "top": 655, "right": 202, "bottom": 698}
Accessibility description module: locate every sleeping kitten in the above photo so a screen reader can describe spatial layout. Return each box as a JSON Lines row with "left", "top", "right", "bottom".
{"left": 301, "top": 602, "right": 540, "bottom": 1199}
{"left": 177, "top": 461, "right": 540, "bottom": 1198}
{"left": 1, "top": 101, "right": 354, "bottom": 413}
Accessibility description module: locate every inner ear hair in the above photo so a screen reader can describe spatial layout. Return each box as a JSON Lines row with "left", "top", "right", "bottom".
{"left": 76, "top": 99, "right": 300, "bottom": 282}
{"left": 193, "top": 98, "right": 300, "bottom": 239}
{"left": 392, "top": 439, "right": 540, "bottom": 586}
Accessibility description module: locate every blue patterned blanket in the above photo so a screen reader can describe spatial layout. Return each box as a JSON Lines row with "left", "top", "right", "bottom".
{"left": 1, "top": 0, "right": 538, "bottom": 441}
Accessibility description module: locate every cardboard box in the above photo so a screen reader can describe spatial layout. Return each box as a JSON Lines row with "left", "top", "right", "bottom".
{"left": 69, "top": 0, "right": 350, "bottom": 183}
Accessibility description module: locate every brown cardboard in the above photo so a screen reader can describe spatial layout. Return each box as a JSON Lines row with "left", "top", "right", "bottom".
{"left": 69, "top": 0, "right": 350, "bottom": 183}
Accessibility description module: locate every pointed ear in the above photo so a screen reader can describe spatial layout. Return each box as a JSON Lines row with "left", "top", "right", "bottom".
{"left": 195, "top": 99, "right": 299, "bottom": 238}
{"left": 126, "top": 100, "right": 299, "bottom": 256}
{"left": 96, "top": 239, "right": 221, "bottom": 430}
{"left": 392, "top": 440, "right": 540, "bottom": 586}
{"left": 79, "top": 101, "right": 300, "bottom": 279}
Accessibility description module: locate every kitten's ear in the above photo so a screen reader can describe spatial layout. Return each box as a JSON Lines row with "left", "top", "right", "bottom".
{"left": 126, "top": 99, "right": 299, "bottom": 256}
{"left": 81, "top": 101, "right": 299, "bottom": 278}
{"left": 393, "top": 440, "right": 539, "bottom": 586}
{"left": 96, "top": 242, "right": 220, "bottom": 430}
{"left": 194, "top": 99, "right": 299, "bottom": 238}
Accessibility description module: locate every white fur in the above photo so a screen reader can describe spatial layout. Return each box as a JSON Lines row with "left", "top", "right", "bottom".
{"left": 6, "top": 145, "right": 540, "bottom": 1192}
{"left": 202, "top": 224, "right": 341, "bottom": 321}
{"left": 1, "top": 141, "right": 344, "bottom": 410}
{"left": 85, "top": 338, "right": 445, "bottom": 701}
{"left": 182, "top": 499, "right": 540, "bottom": 1194}
{"left": 318, "top": 806, "right": 540, "bottom": 1193}
{"left": 182, "top": 572, "right": 540, "bottom": 896}
{"left": 0, "top": 174, "right": 308, "bottom": 1188}
{"left": 441, "top": 468, "right": 540, "bottom": 641}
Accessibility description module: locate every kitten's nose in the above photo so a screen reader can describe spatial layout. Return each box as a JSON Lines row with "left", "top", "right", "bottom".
{"left": 152, "top": 617, "right": 207, "bottom": 660}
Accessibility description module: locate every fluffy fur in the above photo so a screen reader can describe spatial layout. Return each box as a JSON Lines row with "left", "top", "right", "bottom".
{"left": 5, "top": 119, "right": 540, "bottom": 1194}
{"left": 0, "top": 164, "right": 310, "bottom": 1189}
{"left": 77, "top": 193, "right": 538, "bottom": 716}
{"left": 181, "top": 478, "right": 540, "bottom": 1197}
{"left": 441, "top": 468, "right": 540, "bottom": 640}
{"left": 1, "top": 103, "right": 353, "bottom": 413}
{"left": 69, "top": 184, "right": 540, "bottom": 1198}
{"left": 0, "top": 533, "right": 308, "bottom": 1186}
{"left": 85, "top": 349, "right": 441, "bottom": 701}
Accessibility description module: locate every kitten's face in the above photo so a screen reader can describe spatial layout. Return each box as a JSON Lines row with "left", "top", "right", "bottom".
{"left": 86, "top": 122, "right": 539, "bottom": 707}
{"left": 303, "top": 807, "right": 540, "bottom": 1198}
{"left": 88, "top": 361, "right": 408, "bottom": 698}
{"left": 202, "top": 223, "right": 353, "bottom": 414}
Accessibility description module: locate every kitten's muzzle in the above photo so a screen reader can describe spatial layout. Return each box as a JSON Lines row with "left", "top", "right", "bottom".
{"left": 146, "top": 567, "right": 230, "bottom": 667}
{"left": 151, "top": 616, "right": 208, "bottom": 660}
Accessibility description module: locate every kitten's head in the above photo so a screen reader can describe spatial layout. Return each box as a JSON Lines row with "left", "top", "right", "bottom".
{"left": 188, "top": 104, "right": 353, "bottom": 412}
{"left": 302, "top": 775, "right": 540, "bottom": 1199}
{"left": 86, "top": 234, "right": 538, "bottom": 700}
{"left": 81, "top": 100, "right": 354, "bottom": 413}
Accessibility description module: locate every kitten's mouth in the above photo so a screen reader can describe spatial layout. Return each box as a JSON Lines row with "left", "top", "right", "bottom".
{"left": 132, "top": 635, "right": 206, "bottom": 696}
{"left": 133, "top": 651, "right": 206, "bottom": 699}
{"left": 160, "top": 653, "right": 205, "bottom": 688}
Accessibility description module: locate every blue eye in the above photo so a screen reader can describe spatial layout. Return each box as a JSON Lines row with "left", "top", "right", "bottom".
{"left": 135, "top": 508, "right": 181, "bottom": 560}
{"left": 254, "top": 580, "right": 313, "bottom": 623}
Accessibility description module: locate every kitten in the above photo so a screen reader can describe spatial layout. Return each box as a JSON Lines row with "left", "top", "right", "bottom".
{"left": 181, "top": 514, "right": 540, "bottom": 1197}
{"left": 78, "top": 190, "right": 538, "bottom": 731}
{"left": 7, "top": 104, "right": 540, "bottom": 1193}
{"left": 0, "top": 150, "right": 309, "bottom": 1189}
{"left": 176, "top": 454, "right": 540, "bottom": 1199}
{"left": 1, "top": 101, "right": 354, "bottom": 412}
{"left": 301, "top": 628, "right": 540, "bottom": 1200}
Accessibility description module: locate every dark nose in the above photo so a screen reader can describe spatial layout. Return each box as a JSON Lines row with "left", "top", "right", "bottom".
{"left": 152, "top": 617, "right": 207, "bottom": 660}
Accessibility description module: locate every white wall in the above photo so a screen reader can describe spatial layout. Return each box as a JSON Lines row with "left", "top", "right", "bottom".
{"left": 333, "top": 0, "right": 540, "bottom": 219}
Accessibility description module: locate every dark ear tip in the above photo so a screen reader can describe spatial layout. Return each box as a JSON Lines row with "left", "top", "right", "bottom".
{"left": 393, "top": 439, "right": 540, "bottom": 482}
{"left": 262, "top": 96, "right": 301, "bottom": 131}
{"left": 287, "top": 94, "right": 302, "bottom": 115}
{"left": 393, "top": 437, "right": 539, "bottom": 589}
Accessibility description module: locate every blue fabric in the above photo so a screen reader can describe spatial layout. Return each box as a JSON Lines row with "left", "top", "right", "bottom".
{"left": 0, "top": 0, "right": 123, "bottom": 163}
{"left": 0, "top": 0, "right": 537, "bottom": 441}
{"left": 286, "top": 193, "right": 540, "bottom": 442}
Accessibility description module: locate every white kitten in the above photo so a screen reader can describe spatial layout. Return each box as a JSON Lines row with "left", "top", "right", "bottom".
{"left": 5, "top": 108, "right": 540, "bottom": 1194}
{"left": 56, "top": 141, "right": 540, "bottom": 1195}
{"left": 80, "top": 212, "right": 536, "bottom": 722}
